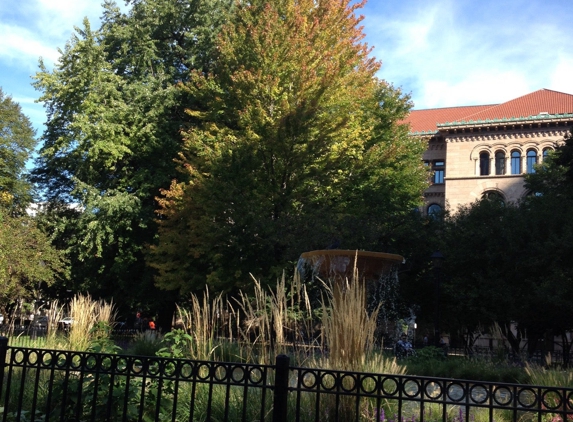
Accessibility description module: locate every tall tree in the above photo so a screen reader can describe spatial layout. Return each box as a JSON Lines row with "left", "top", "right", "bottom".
{"left": 32, "top": 0, "right": 233, "bottom": 324}
{"left": 150, "top": 0, "right": 428, "bottom": 294}
{"left": 436, "top": 190, "right": 573, "bottom": 363}
{"left": 0, "top": 88, "right": 36, "bottom": 213}
{"left": 0, "top": 91, "right": 66, "bottom": 314}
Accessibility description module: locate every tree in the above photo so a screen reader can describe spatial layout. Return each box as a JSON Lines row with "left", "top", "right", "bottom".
{"left": 0, "top": 209, "right": 67, "bottom": 314}
{"left": 150, "top": 0, "right": 428, "bottom": 294}
{"left": 435, "top": 190, "right": 573, "bottom": 363}
{"left": 0, "top": 88, "right": 36, "bottom": 213}
{"left": 0, "top": 91, "right": 66, "bottom": 314}
{"left": 526, "top": 127, "right": 573, "bottom": 197}
{"left": 32, "top": 0, "right": 233, "bottom": 326}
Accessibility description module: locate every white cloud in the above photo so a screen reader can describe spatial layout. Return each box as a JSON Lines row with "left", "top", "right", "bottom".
{"left": 549, "top": 57, "right": 573, "bottom": 95}
{"left": 0, "top": 24, "right": 60, "bottom": 69}
{"left": 420, "top": 72, "right": 530, "bottom": 109}
{"left": 363, "top": 0, "right": 573, "bottom": 108}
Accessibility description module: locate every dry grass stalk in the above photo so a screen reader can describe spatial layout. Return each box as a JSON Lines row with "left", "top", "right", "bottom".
{"left": 232, "top": 277, "right": 273, "bottom": 363}
{"left": 44, "top": 300, "right": 65, "bottom": 348}
{"left": 177, "top": 288, "right": 226, "bottom": 360}
{"left": 321, "top": 264, "right": 380, "bottom": 370}
{"left": 67, "top": 294, "right": 115, "bottom": 351}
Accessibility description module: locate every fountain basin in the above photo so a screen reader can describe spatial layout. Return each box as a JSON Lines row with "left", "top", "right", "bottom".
{"left": 298, "top": 250, "right": 404, "bottom": 281}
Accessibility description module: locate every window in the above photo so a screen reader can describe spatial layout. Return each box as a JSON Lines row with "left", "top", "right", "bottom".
{"left": 427, "top": 204, "right": 442, "bottom": 219}
{"left": 495, "top": 151, "right": 505, "bottom": 175}
{"left": 526, "top": 150, "right": 537, "bottom": 174}
{"left": 482, "top": 190, "right": 505, "bottom": 206}
{"left": 542, "top": 148, "right": 552, "bottom": 161}
{"left": 511, "top": 150, "right": 521, "bottom": 174}
{"left": 479, "top": 152, "right": 490, "bottom": 175}
{"left": 432, "top": 161, "right": 445, "bottom": 184}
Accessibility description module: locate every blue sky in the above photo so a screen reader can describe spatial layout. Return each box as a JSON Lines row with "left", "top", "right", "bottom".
{"left": 1, "top": 0, "right": 573, "bottom": 138}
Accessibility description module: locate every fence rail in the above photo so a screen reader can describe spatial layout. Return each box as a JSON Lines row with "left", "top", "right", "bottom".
{"left": 0, "top": 337, "right": 571, "bottom": 421}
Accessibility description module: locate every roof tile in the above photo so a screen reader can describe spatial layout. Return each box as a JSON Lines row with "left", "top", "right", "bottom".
{"left": 405, "top": 89, "right": 573, "bottom": 133}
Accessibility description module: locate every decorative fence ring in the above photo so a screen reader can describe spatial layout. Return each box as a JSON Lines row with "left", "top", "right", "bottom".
{"left": 340, "top": 373, "right": 357, "bottom": 393}
{"left": 247, "top": 367, "right": 265, "bottom": 385}
{"left": 196, "top": 363, "right": 212, "bottom": 381}
{"left": 541, "top": 389, "right": 564, "bottom": 411}
{"left": 317, "top": 372, "right": 338, "bottom": 392}
{"left": 213, "top": 363, "right": 229, "bottom": 382}
{"left": 230, "top": 365, "right": 246, "bottom": 383}
{"left": 425, "top": 381, "right": 443, "bottom": 400}
{"left": 300, "top": 370, "right": 318, "bottom": 389}
{"left": 469, "top": 384, "right": 489, "bottom": 404}
{"left": 447, "top": 382, "right": 466, "bottom": 402}
{"left": 358, "top": 375, "right": 378, "bottom": 395}
{"left": 403, "top": 379, "right": 421, "bottom": 398}
{"left": 516, "top": 387, "right": 537, "bottom": 408}
{"left": 380, "top": 376, "right": 399, "bottom": 396}
{"left": 493, "top": 386, "right": 513, "bottom": 406}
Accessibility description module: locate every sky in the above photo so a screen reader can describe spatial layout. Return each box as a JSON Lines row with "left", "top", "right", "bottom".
{"left": 1, "top": 0, "right": 573, "bottom": 138}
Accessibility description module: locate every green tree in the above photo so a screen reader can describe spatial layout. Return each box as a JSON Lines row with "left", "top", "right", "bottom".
{"left": 526, "top": 127, "right": 573, "bottom": 197}
{"left": 0, "top": 209, "right": 67, "bottom": 312}
{"left": 436, "top": 191, "right": 573, "bottom": 363}
{"left": 32, "top": 0, "right": 233, "bottom": 326}
{"left": 0, "top": 88, "right": 36, "bottom": 213}
{"left": 150, "top": 0, "right": 428, "bottom": 294}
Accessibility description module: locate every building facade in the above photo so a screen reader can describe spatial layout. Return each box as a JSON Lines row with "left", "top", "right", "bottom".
{"left": 405, "top": 89, "right": 573, "bottom": 214}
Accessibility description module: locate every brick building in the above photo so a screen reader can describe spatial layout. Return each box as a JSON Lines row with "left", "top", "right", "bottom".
{"left": 405, "top": 89, "right": 573, "bottom": 214}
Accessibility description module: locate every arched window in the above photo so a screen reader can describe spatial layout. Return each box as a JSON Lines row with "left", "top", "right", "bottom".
{"left": 495, "top": 151, "right": 505, "bottom": 175}
{"left": 427, "top": 204, "right": 442, "bottom": 219}
{"left": 482, "top": 190, "right": 505, "bottom": 206}
{"left": 480, "top": 152, "right": 490, "bottom": 176}
{"left": 542, "top": 148, "right": 552, "bottom": 161}
{"left": 526, "top": 150, "right": 537, "bottom": 173}
{"left": 511, "top": 150, "right": 521, "bottom": 174}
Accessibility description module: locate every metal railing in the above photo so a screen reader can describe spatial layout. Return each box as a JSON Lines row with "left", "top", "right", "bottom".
{"left": 0, "top": 338, "right": 571, "bottom": 421}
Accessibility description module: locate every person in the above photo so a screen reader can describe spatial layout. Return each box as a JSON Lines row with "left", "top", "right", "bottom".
{"left": 396, "top": 334, "right": 413, "bottom": 357}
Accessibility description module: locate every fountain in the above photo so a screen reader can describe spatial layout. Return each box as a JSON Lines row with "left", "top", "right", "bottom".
{"left": 297, "top": 249, "right": 404, "bottom": 281}
{"left": 297, "top": 250, "right": 407, "bottom": 341}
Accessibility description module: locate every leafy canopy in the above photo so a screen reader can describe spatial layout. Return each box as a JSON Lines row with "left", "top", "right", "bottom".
{"left": 32, "top": 0, "right": 233, "bottom": 316}
{"left": 150, "top": 0, "right": 428, "bottom": 293}
{"left": 0, "top": 88, "right": 36, "bottom": 213}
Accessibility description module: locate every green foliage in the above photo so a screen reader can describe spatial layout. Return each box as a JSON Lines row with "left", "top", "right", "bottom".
{"left": 125, "top": 330, "right": 164, "bottom": 357}
{"left": 0, "top": 88, "right": 36, "bottom": 213}
{"left": 435, "top": 186, "right": 573, "bottom": 360}
{"left": 410, "top": 346, "right": 447, "bottom": 362}
{"left": 0, "top": 210, "right": 67, "bottom": 308}
{"left": 31, "top": 0, "right": 233, "bottom": 315}
{"left": 150, "top": 0, "right": 428, "bottom": 293}
{"left": 525, "top": 363, "right": 573, "bottom": 387}
{"left": 88, "top": 321, "right": 122, "bottom": 354}
{"left": 156, "top": 329, "right": 193, "bottom": 359}
{"left": 405, "top": 355, "right": 527, "bottom": 383}
{"left": 526, "top": 127, "right": 573, "bottom": 197}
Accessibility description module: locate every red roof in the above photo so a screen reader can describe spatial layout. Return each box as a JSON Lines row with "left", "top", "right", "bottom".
{"left": 406, "top": 105, "right": 494, "bottom": 133}
{"left": 406, "top": 89, "right": 573, "bottom": 133}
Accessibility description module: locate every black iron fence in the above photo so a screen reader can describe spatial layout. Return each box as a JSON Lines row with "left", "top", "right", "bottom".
{"left": 0, "top": 337, "right": 571, "bottom": 421}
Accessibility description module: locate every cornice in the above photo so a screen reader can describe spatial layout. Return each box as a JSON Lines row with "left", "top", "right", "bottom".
{"left": 445, "top": 128, "right": 569, "bottom": 143}
{"left": 410, "top": 114, "right": 573, "bottom": 137}
{"left": 437, "top": 112, "right": 573, "bottom": 129}
{"left": 423, "top": 192, "right": 445, "bottom": 198}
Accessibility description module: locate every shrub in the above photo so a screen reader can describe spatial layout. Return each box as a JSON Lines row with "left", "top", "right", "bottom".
{"left": 125, "top": 330, "right": 163, "bottom": 357}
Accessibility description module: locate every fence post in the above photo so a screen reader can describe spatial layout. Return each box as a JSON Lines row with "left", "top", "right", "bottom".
{"left": 272, "top": 354, "right": 290, "bottom": 422}
{"left": 0, "top": 337, "right": 8, "bottom": 402}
